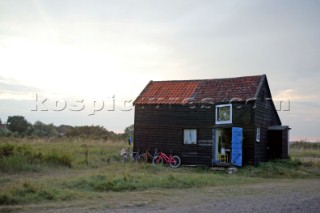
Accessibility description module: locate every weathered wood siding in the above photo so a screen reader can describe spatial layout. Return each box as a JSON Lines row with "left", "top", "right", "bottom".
{"left": 134, "top": 104, "right": 215, "bottom": 166}
{"left": 134, "top": 102, "right": 258, "bottom": 166}
{"left": 254, "top": 78, "right": 282, "bottom": 164}
{"left": 229, "top": 102, "right": 256, "bottom": 165}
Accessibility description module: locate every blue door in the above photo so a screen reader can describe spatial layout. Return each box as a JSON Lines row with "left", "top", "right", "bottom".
{"left": 231, "top": 127, "right": 243, "bottom": 167}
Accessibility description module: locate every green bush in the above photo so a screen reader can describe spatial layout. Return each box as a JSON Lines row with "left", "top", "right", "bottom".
{"left": 0, "top": 194, "right": 18, "bottom": 205}
{"left": 44, "top": 152, "right": 72, "bottom": 168}
{"left": 290, "top": 142, "right": 320, "bottom": 150}
{"left": 240, "top": 159, "right": 304, "bottom": 178}
{"left": 0, "top": 128, "right": 11, "bottom": 137}
{"left": 0, "top": 155, "right": 40, "bottom": 173}
{"left": 0, "top": 144, "right": 72, "bottom": 173}
{"left": 0, "top": 144, "right": 15, "bottom": 158}
{"left": 0, "top": 182, "right": 76, "bottom": 205}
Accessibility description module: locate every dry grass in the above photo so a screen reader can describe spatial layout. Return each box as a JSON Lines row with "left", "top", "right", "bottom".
{"left": 0, "top": 139, "right": 319, "bottom": 206}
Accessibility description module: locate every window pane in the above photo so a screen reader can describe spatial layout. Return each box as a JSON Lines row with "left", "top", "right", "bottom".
{"left": 256, "top": 128, "right": 260, "bottom": 142}
{"left": 215, "top": 104, "right": 232, "bottom": 124}
{"left": 184, "top": 129, "right": 197, "bottom": 144}
{"left": 217, "top": 106, "right": 230, "bottom": 121}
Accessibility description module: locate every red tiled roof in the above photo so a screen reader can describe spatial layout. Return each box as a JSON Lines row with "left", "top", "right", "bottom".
{"left": 134, "top": 75, "right": 264, "bottom": 105}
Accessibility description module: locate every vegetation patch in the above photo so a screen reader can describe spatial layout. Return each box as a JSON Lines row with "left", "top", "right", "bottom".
{"left": 0, "top": 182, "right": 75, "bottom": 205}
{"left": 240, "top": 159, "right": 304, "bottom": 178}
{"left": 0, "top": 139, "right": 319, "bottom": 206}
{"left": 238, "top": 142, "right": 320, "bottom": 179}
{"left": 290, "top": 142, "right": 320, "bottom": 158}
{"left": 0, "top": 143, "right": 72, "bottom": 173}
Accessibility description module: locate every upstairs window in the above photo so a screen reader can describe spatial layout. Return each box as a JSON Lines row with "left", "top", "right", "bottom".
{"left": 183, "top": 129, "right": 197, "bottom": 144}
{"left": 215, "top": 104, "right": 232, "bottom": 124}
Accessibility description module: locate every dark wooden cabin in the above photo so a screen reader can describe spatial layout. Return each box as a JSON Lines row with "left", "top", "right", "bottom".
{"left": 133, "top": 75, "right": 290, "bottom": 166}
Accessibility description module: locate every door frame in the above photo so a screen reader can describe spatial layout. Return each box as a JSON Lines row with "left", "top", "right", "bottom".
{"left": 212, "top": 127, "right": 243, "bottom": 166}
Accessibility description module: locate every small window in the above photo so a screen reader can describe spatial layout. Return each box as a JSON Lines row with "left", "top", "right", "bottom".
{"left": 184, "top": 129, "right": 197, "bottom": 144}
{"left": 215, "top": 104, "right": 232, "bottom": 124}
{"left": 256, "top": 128, "right": 260, "bottom": 142}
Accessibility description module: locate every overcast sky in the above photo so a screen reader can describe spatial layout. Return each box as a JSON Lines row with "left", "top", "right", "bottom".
{"left": 0, "top": 0, "right": 319, "bottom": 141}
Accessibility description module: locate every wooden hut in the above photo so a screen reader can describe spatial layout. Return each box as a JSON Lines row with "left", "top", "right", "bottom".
{"left": 133, "top": 74, "right": 290, "bottom": 166}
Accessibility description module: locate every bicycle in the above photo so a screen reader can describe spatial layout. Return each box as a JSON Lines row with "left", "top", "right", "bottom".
{"left": 142, "top": 149, "right": 158, "bottom": 163}
{"left": 132, "top": 149, "right": 146, "bottom": 162}
{"left": 152, "top": 151, "right": 181, "bottom": 168}
{"left": 120, "top": 147, "right": 132, "bottom": 163}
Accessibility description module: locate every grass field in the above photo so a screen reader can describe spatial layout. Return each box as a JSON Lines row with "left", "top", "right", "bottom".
{"left": 0, "top": 139, "right": 319, "bottom": 207}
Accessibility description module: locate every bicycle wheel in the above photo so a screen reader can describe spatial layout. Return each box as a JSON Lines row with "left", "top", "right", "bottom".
{"left": 122, "top": 155, "right": 128, "bottom": 163}
{"left": 152, "top": 155, "right": 163, "bottom": 165}
{"left": 137, "top": 154, "right": 147, "bottom": 163}
{"left": 132, "top": 153, "right": 138, "bottom": 162}
{"left": 169, "top": 156, "right": 181, "bottom": 168}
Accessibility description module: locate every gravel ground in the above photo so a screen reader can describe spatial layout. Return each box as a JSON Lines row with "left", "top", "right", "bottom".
{"left": 2, "top": 179, "right": 319, "bottom": 213}
{"left": 110, "top": 179, "right": 320, "bottom": 213}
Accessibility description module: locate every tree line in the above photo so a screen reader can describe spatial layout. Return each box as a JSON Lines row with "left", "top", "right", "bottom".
{"left": 0, "top": 116, "right": 133, "bottom": 141}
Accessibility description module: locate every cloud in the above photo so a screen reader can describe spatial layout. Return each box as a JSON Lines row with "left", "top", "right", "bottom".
{"left": 0, "top": 76, "right": 41, "bottom": 100}
{"left": 0, "top": 0, "right": 319, "bottom": 139}
{"left": 273, "top": 89, "right": 320, "bottom": 102}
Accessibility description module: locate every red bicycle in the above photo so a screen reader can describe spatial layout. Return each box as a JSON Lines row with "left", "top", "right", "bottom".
{"left": 152, "top": 151, "right": 181, "bottom": 168}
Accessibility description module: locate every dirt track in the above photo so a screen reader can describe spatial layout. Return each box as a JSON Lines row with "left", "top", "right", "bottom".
{"left": 2, "top": 179, "right": 320, "bottom": 213}
{"left": 110, "top": 179, "right": 320, "bottom": 213}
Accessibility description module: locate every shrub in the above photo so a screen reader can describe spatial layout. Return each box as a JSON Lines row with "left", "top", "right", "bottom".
{"left": 0, "top": 144, "right": 15, "bottom": 158}
{"left": 0, "top": 155, "right": 38, "bottom": 173}
{"left": 290, "top": 142, "right": 320, "bottom": 150}
{"left": 44, "top": 152, "right": 72, "bottom": 168}
{"left": 240, "top": 159, "right": 304, "bottom": 178}
{"left": 0, "top": 194, "right": 18, "bottom": 205}
{"left": 0, "top": 144, "right": 72, "bottom": 173}
{"left": 0, "top": 128, "right": 11, "bottom": 137}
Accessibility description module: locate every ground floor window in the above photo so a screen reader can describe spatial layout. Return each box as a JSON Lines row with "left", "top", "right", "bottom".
{"left": 183, "top": 129, "right": 197, "bottom": 144}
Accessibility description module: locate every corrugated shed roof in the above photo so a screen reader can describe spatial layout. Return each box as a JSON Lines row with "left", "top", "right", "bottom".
{"left": 134, "top": 75, "right": 265, "bottom": 105}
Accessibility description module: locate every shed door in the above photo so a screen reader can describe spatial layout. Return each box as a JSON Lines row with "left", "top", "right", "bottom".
{"left": 231, "top": 127, "right": 243, "bottom": 167}
{"left": 267, "top": 130, "right": 282, "bottom": 160}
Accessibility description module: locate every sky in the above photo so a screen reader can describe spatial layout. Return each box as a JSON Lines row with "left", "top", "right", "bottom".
{"left": 0, "top": 0, "right": 319, "bottom": 141}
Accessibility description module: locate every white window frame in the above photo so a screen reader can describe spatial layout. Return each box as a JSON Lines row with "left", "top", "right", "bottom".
{"left": 183, "top": 129, "right": 197, "bottom": 145}
{"left": 215, "top": 104, "right": 232, "bottom": 124}
{"left": 256, "top": 128, "right": 260, "bottom": 142}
